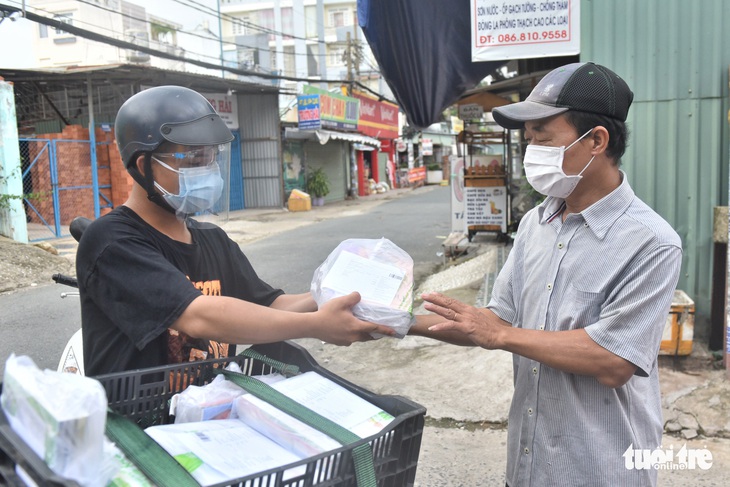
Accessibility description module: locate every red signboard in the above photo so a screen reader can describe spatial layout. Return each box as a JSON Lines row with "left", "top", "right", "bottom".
{"left": 408, "top": 166, "right": 426, "bottom": 183}
{"left": 352, "top": 90, "right": 399, "bottom": 140}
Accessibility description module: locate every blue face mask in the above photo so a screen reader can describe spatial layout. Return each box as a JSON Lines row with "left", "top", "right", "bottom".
{"left": 152, "top": 157, "right": 224, "bottom": 216}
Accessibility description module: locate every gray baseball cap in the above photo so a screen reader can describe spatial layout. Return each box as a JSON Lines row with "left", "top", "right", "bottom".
{"left": 492, "top": 62, "right": 634, "bottom": 129}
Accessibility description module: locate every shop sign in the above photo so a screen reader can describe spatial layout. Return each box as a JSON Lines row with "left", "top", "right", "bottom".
{"left": 201, "top": 92, "right": 239, "bottom": 129}
{"left": 459, "top": 103, "right": 483, "bottom": 121}
{"left": 395, "top": 139, "right": 407, "bottom": 152}
{"left": 408, "top": 166, "right": 426, "bottom": 184}
{"left": 465, "top": 186, "right": 507, "bottom": 232}
{"left": 450, "top": 157, "right": 466, "bottom": 232}
{"left": 302, "top": 85, "right": 359, "bottom": 131}
{"left": 470, "top": 0, "right": 580, "bottom": 62}
{"left": 352, "top": 90, "right": 399, "bottom": 139}
{"left": 421, "top": 138, "right": 433, "bottom": 156}
{"left": 297, "top": 94, "right": 321, "bottom": 130}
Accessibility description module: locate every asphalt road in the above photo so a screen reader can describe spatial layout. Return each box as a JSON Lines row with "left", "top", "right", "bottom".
{"left": 241, "top": 186, "right": 451, "bottom": 294}
{"left": 0, "top": 186, "right": 452, "bottom": 375}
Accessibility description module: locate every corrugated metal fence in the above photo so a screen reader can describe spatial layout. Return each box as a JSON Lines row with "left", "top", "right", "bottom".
{"left": 582, "top": 0, "right": 730, "bottom": 324}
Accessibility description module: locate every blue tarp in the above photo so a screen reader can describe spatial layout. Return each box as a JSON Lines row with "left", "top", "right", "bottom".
{"left": 357, "top": 0, "right": 505, "bottom": 129}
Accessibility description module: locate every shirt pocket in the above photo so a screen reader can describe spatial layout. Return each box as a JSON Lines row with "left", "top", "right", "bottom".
{"left": 554, "top": 283, "right": 604, "bottom": 329}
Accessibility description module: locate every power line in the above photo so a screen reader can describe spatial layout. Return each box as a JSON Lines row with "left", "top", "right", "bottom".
{"left": 78, "top": 0, "right": 381, "bottom": 83}
{"left": 171, "top": 0, "right": 329, "bottom": 46}
{"left": 75, "top": 0, "right": 324, "bottom": 61}
{"left": 0, "top": 1, "right": 396, "bottom": 103}
{"left": 0, "top": 0, "right": 224, "bottom": 65}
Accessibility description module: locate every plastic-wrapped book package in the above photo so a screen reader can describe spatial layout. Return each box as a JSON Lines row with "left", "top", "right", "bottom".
{"left": 311, "top": 238, "right": 415, "bottom": 338}
{"left": 170, "top": 362, "right": 286, "bottom": 424}
{"left": 1, "top": 354, "right": 114, "bottom": 486}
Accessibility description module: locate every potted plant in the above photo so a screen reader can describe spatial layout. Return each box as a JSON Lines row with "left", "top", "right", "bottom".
{"left": 306, "top": 167, "right": 330, "bottom": 206}
{"left": 426, "top": 162, "right": 443, "bottom": 185}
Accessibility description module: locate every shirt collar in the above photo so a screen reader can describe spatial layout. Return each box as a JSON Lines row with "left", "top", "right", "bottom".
{"left": 537, "top": 171, "right": 635, "bottom": 239}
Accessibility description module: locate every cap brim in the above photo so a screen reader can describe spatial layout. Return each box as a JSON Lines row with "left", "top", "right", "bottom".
{"left": 492, "top": 101, "right": 570, "bottom": 129}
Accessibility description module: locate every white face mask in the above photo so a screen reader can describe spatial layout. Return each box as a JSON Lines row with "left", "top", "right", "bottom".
{"left": 152, "top": 157, "right": 224, "bottom": 216}
{"left": 523, "top": 128, "right": 595, "bottom": 198}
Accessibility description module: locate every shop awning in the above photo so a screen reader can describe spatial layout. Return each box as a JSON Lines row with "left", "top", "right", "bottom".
{"left": 457, "top": 91, "right": 513, "bottom": 112}
{"left": 284, "top": 128, "right": 381, "bottom": 149}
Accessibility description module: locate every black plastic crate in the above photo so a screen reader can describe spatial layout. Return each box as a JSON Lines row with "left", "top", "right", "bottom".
{"left": 1, "top": 341, "right": 426, "bottom": 486}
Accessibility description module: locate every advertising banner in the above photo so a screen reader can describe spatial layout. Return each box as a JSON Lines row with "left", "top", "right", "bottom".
{"left": 352, "top": 91, "right": 399, "bottom": 139}
{"left": 465, "top": 186, "right": 507, "bottom": 232}
{"left": 470, "top": 0, "right": 580, "bottom": 62}
{"left": 302, "top": 85, "right": 359, "bottom": 131}
{"left": 450, "top": 157, "right": 467, "bottom": 233}
{"left": 421, "top": 138, "right": 433, "bottom": 156}
{"left": 297, "top": 95, "right": 321, "bottom": 130}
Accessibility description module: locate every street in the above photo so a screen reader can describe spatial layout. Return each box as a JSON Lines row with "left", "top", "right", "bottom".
{"left": 0, "top": 186, "right": 451, "bottom": 375}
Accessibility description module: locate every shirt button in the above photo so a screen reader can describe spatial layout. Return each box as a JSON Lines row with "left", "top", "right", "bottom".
{"left": 524, "top": 447, "right": 530, "bottom": 454}
{"left": 528, "top": 408, "right": 533, "bottom": 415}
{"left": 547, "top": 283, "right": 552, "bottom": 290}
{"left": 539, "top": 325, "right": 545, "bottom": 330}
{"left": 557, "top": 242, "right": 564, "bottom": 249}
{"left": 584, "top": 222, "right": 589, "bottom": 227}
{"left": 532, "top": 367, "right": 538, "bottom": 375}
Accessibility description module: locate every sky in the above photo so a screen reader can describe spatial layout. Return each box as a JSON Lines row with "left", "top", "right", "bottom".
{"left": 0, "top": 0, "right": 221, "bottom": 68}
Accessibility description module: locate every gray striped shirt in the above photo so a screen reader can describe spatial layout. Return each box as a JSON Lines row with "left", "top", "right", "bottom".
{"left": 489, "top": 173, "right": 682, "bottom": 487}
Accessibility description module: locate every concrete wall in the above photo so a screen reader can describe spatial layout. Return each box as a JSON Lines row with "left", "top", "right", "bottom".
{"left": 0, "top": 80, "right": 27, "bottom": 242}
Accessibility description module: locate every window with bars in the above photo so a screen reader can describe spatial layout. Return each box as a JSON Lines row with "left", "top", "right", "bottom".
{"left": 328, "top": 44, "right": 346, "bottom": 66}
{"left": 231, "top": 15, "right": 250, "bottom": 36}
{"left": 328, "top": 8, "right": 350, "bottom": 28}
{"left": 53, "top": 12, "right": 74, "bottom": 35}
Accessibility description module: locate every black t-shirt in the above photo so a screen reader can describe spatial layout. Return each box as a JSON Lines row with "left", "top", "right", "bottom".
{"left": 77, "top": 206, "right": 284, "bottom": 376}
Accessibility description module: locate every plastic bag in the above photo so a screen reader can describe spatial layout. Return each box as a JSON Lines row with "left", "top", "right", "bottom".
{"left": 1, "top": 354, "right": 112, "bottom": 487}
{"left": 311, "top": 238, "right": 415, "bottom": 337}
{"left": 170, "top": 362, "right": 286, "bottom": 423}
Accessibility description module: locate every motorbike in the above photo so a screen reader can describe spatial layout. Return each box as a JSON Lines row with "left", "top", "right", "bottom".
{"left": 51, "top": 216, "right": 91, "bottom": 376}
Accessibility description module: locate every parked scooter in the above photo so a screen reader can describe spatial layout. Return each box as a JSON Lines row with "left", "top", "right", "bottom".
{"left": 52, "top": 216, "right": 91, "bottom": 376}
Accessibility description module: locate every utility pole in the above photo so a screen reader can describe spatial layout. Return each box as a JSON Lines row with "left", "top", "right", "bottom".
{"left": 345, "top": 31, "right": 353, "bottom": 86}
{"left": 317, "top": 0, "right": 327, "bottom": 91}
{"left": 217, "top": 0, "right": 224, "bottom": 79}
{"left": 353, "top": 23, "right": 360, "bottom": 79}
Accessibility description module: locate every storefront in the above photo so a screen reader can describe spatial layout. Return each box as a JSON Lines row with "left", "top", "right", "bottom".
{"left": 289, "top": 86, "right": 383, "bottom": 202}
{"left": 351, "top": 91, "right": 399, "bottom": 195}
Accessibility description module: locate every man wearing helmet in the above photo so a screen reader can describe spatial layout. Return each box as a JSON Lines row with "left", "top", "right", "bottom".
{"left": 76, "top": 86, "right": 393, "bottom": 376}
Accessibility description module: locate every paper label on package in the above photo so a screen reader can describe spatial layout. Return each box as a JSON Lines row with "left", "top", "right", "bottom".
{"left": 146, "top": 419, "right": 304, "bottom": 485}
{"left": 321, "top": 250, "right": 405, "bottom": 306}
{"left": 274, "top": 372, "right": 394, "bottom": 438}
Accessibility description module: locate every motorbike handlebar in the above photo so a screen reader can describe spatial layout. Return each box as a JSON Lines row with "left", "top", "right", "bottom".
{"left": 69, "top": 217, "right": 92, "bottom": 243}
{"left": 52, "top": 273, "right": 78, "bottom": 288}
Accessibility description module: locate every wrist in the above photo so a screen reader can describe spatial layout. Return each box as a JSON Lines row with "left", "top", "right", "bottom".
{"left": 494, "top": 323, "right": 512, "bottom": 351}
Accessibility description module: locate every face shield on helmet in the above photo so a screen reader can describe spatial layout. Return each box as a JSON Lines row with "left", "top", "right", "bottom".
{"left": 151, "top": 142, "right": 232, "bottom": 222}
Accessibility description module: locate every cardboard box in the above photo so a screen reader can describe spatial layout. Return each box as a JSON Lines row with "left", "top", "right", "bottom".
{"left": 287, "top": 189, "right": 311, "bottom": 212}
{"left": 659, "top": 290, "right": 695, "bottom": 356}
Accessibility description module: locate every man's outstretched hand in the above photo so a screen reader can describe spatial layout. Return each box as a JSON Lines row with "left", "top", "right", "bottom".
{"left": 421, "top": 292, "right": 510, "bottom": 349}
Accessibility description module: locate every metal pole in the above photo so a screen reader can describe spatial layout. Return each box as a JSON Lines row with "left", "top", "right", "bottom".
{"left": 87, "top": 75, "right": 100, "bottom": 219}
{"left": 217, "top": 0, "right": 225, "bottom": 79}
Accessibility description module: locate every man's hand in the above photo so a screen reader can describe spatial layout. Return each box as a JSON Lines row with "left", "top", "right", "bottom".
{"left": 422, "top": 293, "right": 638, "bottom": 388}
{"left": 314, "top": 292, "right": 396, "bottom": 345}
{"left": 422, "top": 292, "right": 510, "bottom": 349}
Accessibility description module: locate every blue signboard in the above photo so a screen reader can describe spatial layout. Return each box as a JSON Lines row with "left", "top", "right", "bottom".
{"left": 297, "top": 94, "right": 321, "bottom": 130}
